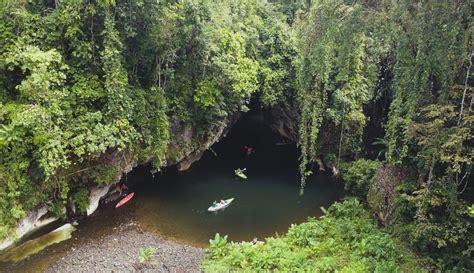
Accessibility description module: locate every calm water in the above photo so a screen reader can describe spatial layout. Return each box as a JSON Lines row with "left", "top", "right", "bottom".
{"left": 0, "top": 112, "right": 344, "bottom": 272}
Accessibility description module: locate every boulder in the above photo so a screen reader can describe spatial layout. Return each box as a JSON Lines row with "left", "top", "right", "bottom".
{"left": 176, "top": 150, "right": 205, "bottom": 171}
{"left": 87, "top": 185, "right": 112, "bottom": 216}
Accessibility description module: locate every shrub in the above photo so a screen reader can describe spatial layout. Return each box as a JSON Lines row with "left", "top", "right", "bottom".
{"left": 48, "top": 201, "right": 66, "bottom": 219}
{"left": 73, "top": 189, "right": 89, "bottom": 214}
{"left": 201, "top": 199, "right": 421, "bottom": 272}
{"left": 391, "top": 182, "right": 474, "bottom": 271}
{"left": 341, "top": 159, "right": 381, "bottom": 198}
{"left": 138, "top": 246, "right": 157, "bottom": 263}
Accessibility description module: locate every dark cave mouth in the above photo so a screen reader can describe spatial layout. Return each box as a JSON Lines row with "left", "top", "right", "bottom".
{"left": 128, "top": 106, "right": 302, "bottom": 186}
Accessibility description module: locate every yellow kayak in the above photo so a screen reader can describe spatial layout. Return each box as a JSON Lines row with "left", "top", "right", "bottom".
{"left": 235, "top": 170, "right": 247, "bottom": 179}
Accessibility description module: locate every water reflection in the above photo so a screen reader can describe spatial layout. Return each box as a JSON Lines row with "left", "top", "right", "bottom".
{"left": 0, "top": 224, "right": 76, "bottom": 262}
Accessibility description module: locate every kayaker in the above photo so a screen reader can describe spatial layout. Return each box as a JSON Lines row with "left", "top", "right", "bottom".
{"left": 244, "top": 146, "right": 254, "bottom": 155}
{"left": 119, "top": 183, "right": 129, "bottom": 197}
{"left": 220, "top": 200, "right": 225, "bottom": 205}
{"left": 235, "top": 168, "right": 247, "bottom": 174}
{"left": 212, "top": 201, "right": 217, "bottom": 207}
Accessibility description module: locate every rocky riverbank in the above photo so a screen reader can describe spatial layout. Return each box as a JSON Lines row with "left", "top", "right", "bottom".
{"left": 46, "top": 222, "right": 205, "bottom": 272}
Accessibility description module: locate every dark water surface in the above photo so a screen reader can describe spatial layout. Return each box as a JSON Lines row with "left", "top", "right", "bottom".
{"left": 1, "top": 112, "right": 344, "bottom": 272}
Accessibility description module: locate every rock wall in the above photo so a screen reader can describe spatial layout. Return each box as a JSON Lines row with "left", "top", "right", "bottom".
{"left": 167, "top": 113, "right": 241, "bottom": 170}
{"left": 87, "top": 185, "right": 112, "bottom": 216}
{"left": 173, "top": 113, "right": 239, "bottom": 170}
{"left": 264, "top": 102, "right": 299, "bottom": 142}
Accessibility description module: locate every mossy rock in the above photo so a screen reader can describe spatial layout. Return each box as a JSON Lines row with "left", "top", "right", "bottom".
{"left": 367, "top": 164, "right": 415, "bottom": 226}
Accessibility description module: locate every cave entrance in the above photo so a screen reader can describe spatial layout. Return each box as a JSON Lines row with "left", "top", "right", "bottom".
{"left": 201, "top": 108, "right": 299, "bottom": 175}
{"left": 121, "top": 109, "right": 345, "bottom": 246}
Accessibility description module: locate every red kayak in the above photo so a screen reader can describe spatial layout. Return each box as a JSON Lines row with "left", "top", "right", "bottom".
{"left": 115, "top": 192, "right": 135, "bottom": 208}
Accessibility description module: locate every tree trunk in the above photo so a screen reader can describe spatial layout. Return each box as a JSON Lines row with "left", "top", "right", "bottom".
{"left": 427, "top": 158, "right": 436, "bottom": 188}
{"left": 337, "top": 109, "right": 345, "bottom": 168}
{"left": 457, "top": 51, "right": 473, "bottom": 126}
{"left": 158, "top": 56, "right": 161, "bottom": 89}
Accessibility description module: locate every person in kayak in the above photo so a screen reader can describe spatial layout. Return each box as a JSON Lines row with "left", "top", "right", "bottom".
{"left": 119, "top": 182, "right": 129, "bottom": 197}
{"left": 212, "top": 201, "right": 217, "bottom": 207}
{"left": 220, "top": 200, "right": 225, "bottom": 205}
{"left": 243, "top": 146, "right": 254, "bottom": 155}
{"left": 235, "top": 168, "right": 247, "bottom": 175}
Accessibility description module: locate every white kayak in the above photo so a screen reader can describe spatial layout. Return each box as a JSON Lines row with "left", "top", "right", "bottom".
{"left": 208, "top": 198, "right": 234, "bottom": 212}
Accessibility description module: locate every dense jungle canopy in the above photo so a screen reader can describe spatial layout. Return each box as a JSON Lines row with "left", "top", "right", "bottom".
{"left": 0, "top": 0, "right": 472, "bottom": 271}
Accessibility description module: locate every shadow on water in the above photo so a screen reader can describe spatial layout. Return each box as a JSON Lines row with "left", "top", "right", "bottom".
{"left": 0, "top": 111, "right": 345, "bottom": 272}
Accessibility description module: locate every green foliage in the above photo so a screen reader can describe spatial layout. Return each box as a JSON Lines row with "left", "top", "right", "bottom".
{"left": 193, "top": 79, "right": 221, "bottom": 109}
{"left": 469, "top": 205, "right": 474, "bottom": 217}
{"left": 73, "top": 189, "right": 89, "bottom": 214}
{"left": 391, "top": 180, "right": 474, "bottom": 270}
{"left": 258, "top": 6, "right": 297, "bottom": 107}
{"left": 295, "top": 0, "right": 390, "bottom": 188}
{"left": 130, "top": 87, "right": 169, "bottom": 166}
{"left": 341, "top": 159, "right": 381, "bottom": 198}
{"left": 385, "top": 1, "right": 472, "bottom": 165}
{"left": 138, "top": 246, "right": 157, "bottom": 263}
{"left": 102, "top": 10, "right": 133, "bottom": 122}
{"left": 4, "top": 45, "right": 67, "bottom": 104}
{"left": 0, "top": 2, "right": 170, "bottom": 240}
{"left": 202, "top": 199, "right": 421, "bottom": 272}
{"left": 371, "top": 137, "right": 388, "bottom": 161}
{"left": 396, "top": 99, "right": 473, "bottom": 270}
{"left": 93, "top": 164, "right": 119, "bottom": 186}
{"left": 294, "top": 2, "right": 472, "bottom": 269}
{"left": 0, "top": 0, "right": 297, "bottom": 241}
{"left": 212, "top": 28, "right": 260, "bottom": 100}
{"left": 406, "top": 104, "right": 472, "bottom": 185}
{"left": 48, "top": 201, "right": 66, "bottom": 220}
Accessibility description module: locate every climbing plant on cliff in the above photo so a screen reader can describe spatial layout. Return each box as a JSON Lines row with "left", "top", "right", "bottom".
{"left": 295, "top": 0, "right": 390, "bottom": 191}
{"left": 385, "top": 1, "right": 471, "bottom": 166}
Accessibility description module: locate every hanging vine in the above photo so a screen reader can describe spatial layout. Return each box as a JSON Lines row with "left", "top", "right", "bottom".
{"left": 295, "top": 0, "right": 389, "bottom": 192}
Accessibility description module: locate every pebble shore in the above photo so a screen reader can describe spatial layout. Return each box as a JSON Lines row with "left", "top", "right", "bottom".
{"left": 47, "top": 222, "right": 205, "bottom": 272}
